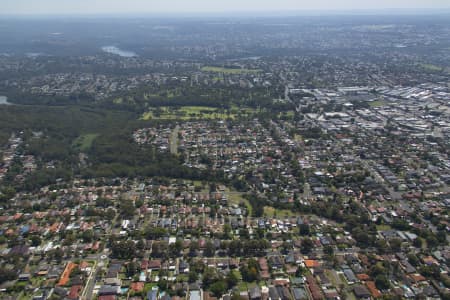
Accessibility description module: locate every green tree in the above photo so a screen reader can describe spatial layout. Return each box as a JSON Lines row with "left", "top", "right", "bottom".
{"left": 226, "top": 271, "right": 239, "bottom": 289}
{"left": 413, "top": 237, "right": 423, "bottom": 248}
{"left": 30, "top": 235, "right": 42, "bottom": 247}
{"left": 81, "top": 229, "right": 94, "bottom": 243}
{"left": 126, "top": 261, "right": 140, "bottom": 278}
{"left": 324, "top": 245, "right": 334, "bottom": 256}
{"left": 0, "top": 268, "right": 17, "bottom": 284}
{"left": 301, "top": 238, "right": 314, "bottom": 254}
{"left": 202, "top": 267, "right": 219, "bottom": 288}
{"left": 299, "top": 224, "right": 310, "bottom": 236}
{"left": 375, "top": 275, "right": 390, "bottom": 290}
{"left": 240, "top": 259, "right": 259, "bottom": 282}
{"left": 204, "top": 241, "right": 215, "bottom": 257}
{"left": 210, "top": 280, "right": 227, "bottom": 297}
{"left": 188, "top": 270, "right": 198, "bottom": 283}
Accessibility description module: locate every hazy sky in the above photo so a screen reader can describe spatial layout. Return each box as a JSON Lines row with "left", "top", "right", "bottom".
{"left": 2, "top": 0, "right": 450, "bottom": 15}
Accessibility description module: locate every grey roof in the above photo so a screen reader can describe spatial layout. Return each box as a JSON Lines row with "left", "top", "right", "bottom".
{"left": 269, "top": 286, "right": 281, "bottom": 300}
{"left": 99, "top": 285, "right": 120, "bottom": 296}
{"left": 292, "top": 288, "right": 308, "bottom": 300}
{"left": 147, "top": 290, "right": 158, "bottom": 300}
{"left": 190, "top": 290, "right": 201, "bottom": 300}
{"left": 343, "top": 268, "right": 357, "bottom": 283}
{"left": 249, "top": 286, "right": 262, "bottom": 299}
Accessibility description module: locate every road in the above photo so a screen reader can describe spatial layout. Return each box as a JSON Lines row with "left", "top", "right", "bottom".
{"left": 80, "top": 257, "right": 100, "bottom": 300}
{"left": 81, "top": 215, "right": 116, "bottom": 300}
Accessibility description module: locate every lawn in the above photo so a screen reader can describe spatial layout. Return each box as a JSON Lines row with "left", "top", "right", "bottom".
{"left": 236, "top": 280, "right": 266, "bottom": 292}
{"left": 72, "top": 133, "right": 99, "bottom": 151}
{"left": 376, "top": 224, "right": 392, "bottom": 231}
{"left": 420, "top": 63, "right": 443, "bottom": 72}
{"left": 294, "top": 134, "right": 303, "bottom": 142}
{"left": 142, "top": 106, "right": 231, "bottom": 121}
{"left": 263, "top": 206, "right": 297, "bottom": 218}
{"left": 237, "top": 281, "right": 249, "bottom": 292}
{"left": 278, "top": 111, "right": 296, "bottom": 119}
{"left": 144, "top": 283, "right": 158, "bottom": 293}
{"left": 141, "top": 106, "right": 255, "bottom": 121}
{"left": 31, "top": 276, "right": 46, "bottom": 287}
{"left": 325, "top": 269, "right": 343, "bottom": 288}
{"left": 227, "top": 189, "right": 253, "bottom": 216}
{"left": 369, "top": 100, "right": 388, "bottom": 107}
{"left": 113, "top": 97, "right": 123, "bottom": 104}
{"left": 201, "top": 66, "right": 262, "bottom": 74}
{"left": 232, "top": 269, "right": 243, "bottom": 280}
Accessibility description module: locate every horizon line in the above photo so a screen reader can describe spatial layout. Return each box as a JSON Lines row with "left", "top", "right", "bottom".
{"left": 1, "top": 8, "right": 450, "bottom": 18}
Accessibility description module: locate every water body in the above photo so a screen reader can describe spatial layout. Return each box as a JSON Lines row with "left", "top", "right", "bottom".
{"left": 101, "top": 46, "right": 137, "bottom": 57}
{"left": 0, "top": 96, "right": 11, "bottom": 105}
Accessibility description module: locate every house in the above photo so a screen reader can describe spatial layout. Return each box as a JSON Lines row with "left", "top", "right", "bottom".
{"left": 306, "top": 275, "right": 324, "bottom": 300}
{"left": 58, "top": 262, "right": 78, "bottom": 286}
{"left": 276, "top": 285, "right": 291, "bottom": 300}
{"left": 323, "top": 289, "right": 340, "bottom": 300}
{"left": 291, "top": 288, "right": 308, "bottom": 300}
{"left": 98, "top": 296, "right": 117, "bottom": 300}
{"left": 99, "top": 285, "right": 121, "bottom": 296}
{"left": 18, "top": 273, "right": 31, "bottom": 281}
{"left": 179, "top": 260, "right": 189, "bottom": 273}
{"left": 190, "top": 290, "right": 201, "bottom": 300}
{"left": 68, "top": 285, "right": 83, "bottom": 299}
{"left": 304, "top": 260, "right": 320, "bottom": 269}
{"left": 353, "top": 285, "right": 371, "bottom": 299}
{"left": 249, "top": 286, "right": 262, "bottom": 300}
{"left": 105, "top": 278, "right": 122, "bottom": 286}
{"left": 365, "top": 281, "right": 381, "bottom": 298}
{"left": 343, "top": 268, "right": 358, "bottom": 284}
{"left": 53, "top": 287, "right": 68, "bottom": 298}
{"left": 147, "top": 289, "right": 158, "bottom": 300}
{"left": 268, "top": 286, "right": 281, "bottom": 300}
{"left": 268, "top": 255, "right": 284, "bottom": 270}
{"left": 148, "top": 260, "right": 162, "bottom": 270}
{"left": 290, "top": 277, "right": 305, "bottom": 286}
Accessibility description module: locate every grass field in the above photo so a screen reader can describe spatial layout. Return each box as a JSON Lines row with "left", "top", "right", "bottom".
{"left": 201, "top": 66, "right": 262, "bottom": 74}
{"left": 376, "top": 224, "right": 392, "bottom": 231}
{"left": 278, "top": 110, "right": 296, "bottom": 118}
{"left": 263, "top": 206, "right": 297, "bottom": 218}
{"left": 294, "top": 134, "right": 303, "bottom": 142}
{"left": 142, "top": 106, "right": 255, "bottom": 121}
{"left": 227, "top": 189, "right": 253, "bottom": 216}
{"left": 232, "top": 269, "right": 243, "bottom": 281}
{"left": 369, "top": 100, "right": 388, "bottom": 107}
{"left": 72, "top": 133, "right": 99, "bottom": 151}
{"left": 420, "top": 63, "right": 443, "bottom": 72}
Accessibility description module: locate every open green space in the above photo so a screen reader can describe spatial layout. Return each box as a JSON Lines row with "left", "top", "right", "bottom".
{"left": 376, "top": 224, "right": 392, "bottom": 231}
{"left": 201, "top": 66, "right": 262, "bottom": 74}
{"left": 294, "top": 134, "right": 303, "bottom": 142}
{"left": 142, "top": 106, "right": 255, "bottom": 121}
{"left": 227, "top": 190, "right": 253, "bottom": 216}
{"left": 278, "top": 110, "right": 296, "bottom": 118}
{"left": 237, "top": 281, "right": 249, "bottom": 292}
{"left": 263, "top": 206, "right": 297, "bottom": 218}
{"left": 232, "top": 269, "right": 243, "bottom": 281}
{"left": 72, "top": 133, "right": 99, "bottom": 151}
{"left": 325, "top": 269, "right": 342, "bottom": 288}
{"left": 369, "top": 100, "right": 388, "bottom": 107}
{"left": 420, "top": 63, "right": 443, "bottom": 72}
